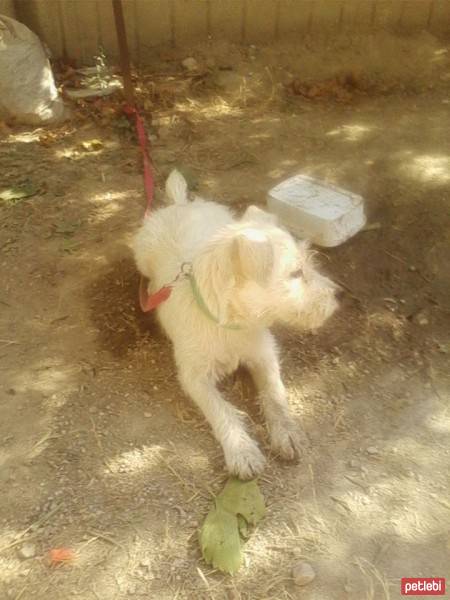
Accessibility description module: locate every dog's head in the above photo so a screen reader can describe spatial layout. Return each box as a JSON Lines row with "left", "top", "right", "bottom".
{"left": 194, "top": 206, "right": 340, "bottom": 331}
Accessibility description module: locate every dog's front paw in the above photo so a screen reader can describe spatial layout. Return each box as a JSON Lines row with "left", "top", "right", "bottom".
{"left": 224, "top": 440, "right": 266, "bottom": 480}
{"left": 269, "top": 419, "right": 306, "bottom": 461}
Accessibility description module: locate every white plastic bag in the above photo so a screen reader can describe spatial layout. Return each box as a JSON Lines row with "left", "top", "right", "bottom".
{"left": 0, "top": 15, "right": 67, "bottom": 124}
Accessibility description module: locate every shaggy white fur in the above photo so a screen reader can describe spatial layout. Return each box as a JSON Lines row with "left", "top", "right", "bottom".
{"left": 133, "top": 170, "right": 339, "bottom": 479}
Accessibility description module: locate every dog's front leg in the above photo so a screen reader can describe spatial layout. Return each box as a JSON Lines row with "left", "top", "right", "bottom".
{"left": 245, "top": 333, "right": 304, "bottom": 460}
{"left": 179, "top": 371, "right": 266, "bottom": 479}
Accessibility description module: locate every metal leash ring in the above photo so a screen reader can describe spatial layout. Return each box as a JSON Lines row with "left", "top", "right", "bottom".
{"left": 169, "top": 262, "right": 192, "bottom": 287}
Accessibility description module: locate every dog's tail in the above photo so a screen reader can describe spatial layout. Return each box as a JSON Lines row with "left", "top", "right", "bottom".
{"left": 165, "top": 169, "right": 189, "bottom": 205}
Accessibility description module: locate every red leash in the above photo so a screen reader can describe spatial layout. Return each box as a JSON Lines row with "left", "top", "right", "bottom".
{"left": 123, "top": 105, "right": 154, "bottom": 218}
{"left": 124, "top": 104, "right": 176, "bottom": 312}
{"left": 113, "top": 0, "right": 172, "bottom": 313}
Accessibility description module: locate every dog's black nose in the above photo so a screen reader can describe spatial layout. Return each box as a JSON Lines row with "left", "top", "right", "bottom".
{"left": 336, "top": 287, "right": 346, "bottom": 301}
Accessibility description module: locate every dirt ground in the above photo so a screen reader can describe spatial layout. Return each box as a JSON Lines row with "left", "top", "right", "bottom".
{"left": 1, "top": 33, "right": 450, "bottom": 600}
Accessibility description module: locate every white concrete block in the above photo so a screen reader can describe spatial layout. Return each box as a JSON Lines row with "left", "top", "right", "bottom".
{"left": 267, "top": 174, "right": 366, "bottom": 247}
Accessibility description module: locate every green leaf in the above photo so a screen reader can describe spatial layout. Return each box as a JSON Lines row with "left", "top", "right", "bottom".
{"left": 199, "top": 478, "right": 266, "bottom": 575}
{"left": 216, "top": 478, "right": 266, "bottom": 526}
{"left": 114, "top": 116, "right": 132, "bottom": 130}
{"left": 54, "top": 220, "right": 81, "bottom": 236}
{"left": 61, "top": 239, "right": 81, "bottom": 254}
{"left": 0, "top": 181, "right": 39, "bottom": 205}
{"left": 200, "top": 502, "right": 242, "bottom": 574}
{"left": 237, "top": 514, "right": 249, "bottom": 539}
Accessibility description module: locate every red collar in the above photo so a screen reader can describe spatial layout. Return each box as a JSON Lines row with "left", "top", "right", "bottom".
{"left": 139, "top": 276, "right": 172, "bottom": 312}
{"left": 139, "top": 263, "right": 192, "bottom": 312}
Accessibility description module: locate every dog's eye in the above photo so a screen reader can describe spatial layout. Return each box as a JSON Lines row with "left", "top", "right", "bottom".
{"left": 290, "top": 268, "right": 304, "bottom": 279}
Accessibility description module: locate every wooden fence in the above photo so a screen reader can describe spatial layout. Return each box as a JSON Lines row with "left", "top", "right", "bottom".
{"left": 1, "top": 1, "right": 449, "bottom": 64}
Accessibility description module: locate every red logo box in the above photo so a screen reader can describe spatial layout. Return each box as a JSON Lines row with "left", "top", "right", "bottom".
{"left": 401, "top": 578, "right": 446, "bottom": 595}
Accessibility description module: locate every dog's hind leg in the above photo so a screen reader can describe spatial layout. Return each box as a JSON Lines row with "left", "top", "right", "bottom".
{"left": 178, "top": 370, "right": 266, "bottom": 480}
{"left": 244, "top": 333, "right": 305, "bottom": 461}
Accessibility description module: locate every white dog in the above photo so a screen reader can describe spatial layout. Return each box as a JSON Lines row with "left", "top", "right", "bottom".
{"left": 133, "top": 170, "right": 340, "bottom": 479}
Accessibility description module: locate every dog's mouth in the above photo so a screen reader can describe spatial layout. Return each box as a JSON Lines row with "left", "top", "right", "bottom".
{"left": 295, "top": 293, "right": 340, "bottom": 331}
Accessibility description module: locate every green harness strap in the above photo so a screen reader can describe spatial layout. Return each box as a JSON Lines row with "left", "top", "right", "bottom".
{"left": 188, "top": 274, "right": 243, "bottom": 331}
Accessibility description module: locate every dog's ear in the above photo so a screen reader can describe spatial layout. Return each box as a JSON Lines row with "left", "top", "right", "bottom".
{"left": 242, "top": 205, "right": 278, "bottom": 225}
{"left": 232, "top": 228, "right": 274, "bottom": 285}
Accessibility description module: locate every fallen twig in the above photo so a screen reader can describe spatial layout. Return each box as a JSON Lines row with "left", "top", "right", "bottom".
{"left": 330, "top": 495, "right": 352, "bottom": 513}
{"left": 335, "top": 279, "right": 363, "bottom": 303}
{"left": 0, "top": 503, "right": 62, "bottom": 554}
{"left": 383, "top": 250, "right": 432, "bottom": 283}
{"left": 86, "top": 529, "right": 124, "bottom": 550}
{"left": 344, "top": 474, "right": 370, "bottom": 491}
{"left": 0, "top": 339, "right": 19, "bottom": 346}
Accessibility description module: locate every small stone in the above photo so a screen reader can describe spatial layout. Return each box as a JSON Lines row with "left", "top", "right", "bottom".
{"left": 181, "top": 57, "right": 198, "bottom": 71}
{"left": 18, "top": 543, "right": 36, "bottom": 559}
{"left": 367, "top": 446, "right": 379, "bottom": 455}
{"left": 292, "top": 561, "right": 316, "bottom": 586}
{"left": 144, "top": 412, "right": 152, "bottom": 418}
{"left": 140, "top": 557, "right": 151, "bottom": 567}
{"left": 413, "top": 310, "right": 429, "bottom": 326}
{"left": 349, "top": 459, "right": 360, "bottom": 468}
